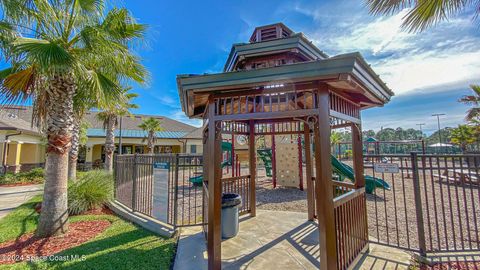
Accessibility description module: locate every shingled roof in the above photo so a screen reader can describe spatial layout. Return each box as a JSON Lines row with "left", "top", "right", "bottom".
{"left": 0, "top": 106, "right": 202, "bottom": 139}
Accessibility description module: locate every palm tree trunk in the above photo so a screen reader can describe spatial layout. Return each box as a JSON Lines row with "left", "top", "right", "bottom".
{"left": 36, "top": 74, "right": 75, "bottom": 237}
{"left": 148, "top": 132, "right": 154, "bottom": 154}
{"left": 68, "top": 116, "right": 80, "bottom": 181}
{"left": 104, "top": 116, "right": 116, "bottom": 172}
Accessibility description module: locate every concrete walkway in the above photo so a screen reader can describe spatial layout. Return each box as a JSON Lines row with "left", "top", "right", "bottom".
{"left": 0, "top": 184, "right": 43, "bottom": 219}
{"left": 173, "top": 210, "right": 412, "bottom": 270}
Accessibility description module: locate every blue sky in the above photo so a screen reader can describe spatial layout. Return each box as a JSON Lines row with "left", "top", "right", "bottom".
{"left": 4, "top": 0, "right": 479, "bottom": 135}
{"left": 121, "top": 0, "right": 479, "bottom": 135}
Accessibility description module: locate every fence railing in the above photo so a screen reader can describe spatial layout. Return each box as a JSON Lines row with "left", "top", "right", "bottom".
{"left": 334, "top": 188, "right": 369, "bottom": 270}
{"left": 364, "top": 153, "right": 480, "bottom": 255}
{"left": 114, "top": 153, "right": 203, "bottom": 227}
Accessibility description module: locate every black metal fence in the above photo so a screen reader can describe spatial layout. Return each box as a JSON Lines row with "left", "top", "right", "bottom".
{"left": 115, "top": 152, "right": 480, "bottom": 256}
{"left": 365, "top": 153, "right": 480, "bottom": 255}
{"left": 114, "top": 154, "right": 204, "bottom": 227}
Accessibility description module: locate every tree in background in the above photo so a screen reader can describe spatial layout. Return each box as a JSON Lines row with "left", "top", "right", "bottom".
{"left": 0, "top": 1, "right": 146, "bottom": 237}
{"left": 450, "top": 125, "right": 477, "bottom": 153}
{"left": 97, "top": 88, "right": 139, "bottom": 172}
{"left": 139, "top": 117, "right": 163, "bottom": 154}
{"left": 365, "top": 0, "right": 479, "bottom": 32}
{"left": 459, "top": 85, "right": 480, "bottom": 122}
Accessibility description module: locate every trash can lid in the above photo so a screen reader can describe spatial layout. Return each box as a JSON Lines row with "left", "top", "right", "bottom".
{"left": 221, "top": 193, "right": 242, "bottom": 208}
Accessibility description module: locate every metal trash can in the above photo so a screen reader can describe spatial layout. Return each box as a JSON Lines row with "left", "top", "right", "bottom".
{"left": 221, "top": 193, "right": 242, "bottom": 239}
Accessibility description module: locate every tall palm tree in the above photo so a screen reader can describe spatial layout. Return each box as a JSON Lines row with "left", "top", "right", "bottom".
{"left": 0, "top": 1, "right": 147, "bottom": 237}
{"left": 365, "top": 0, "right": 479, "bottom": 32}
{"left": 97, "top": 88, "right": 138, "bottom": 172}
{"left": 138, "top": 117, "right": 163, "bottom": 154}
{"left": 459, "top": 85, "right": 480, "bottom": 122}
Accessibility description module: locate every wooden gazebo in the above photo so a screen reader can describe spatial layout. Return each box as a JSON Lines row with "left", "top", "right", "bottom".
{"left": 177, "top": 23, "right": 394, "bottom": 270}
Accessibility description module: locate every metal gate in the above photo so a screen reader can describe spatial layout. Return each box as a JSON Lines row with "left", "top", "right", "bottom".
{"left": 114, "top": 154, "right": 205, "bottom": 227}
{"left": 364, "top": 153, "right": 480, "bottom": 255}
{"left": 114, "top": 153, "right": 252, "bottom": 228}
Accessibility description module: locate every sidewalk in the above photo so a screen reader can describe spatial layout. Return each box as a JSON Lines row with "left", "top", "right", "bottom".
{"left": 0, "top": 184, "right": 43, "bottom": 219}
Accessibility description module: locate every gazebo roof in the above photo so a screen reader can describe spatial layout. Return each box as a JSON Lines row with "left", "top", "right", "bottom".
{"left": 178, "top": 52, "right": 393, "bottom": 118}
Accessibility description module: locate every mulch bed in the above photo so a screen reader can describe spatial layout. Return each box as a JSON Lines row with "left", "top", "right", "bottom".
{"left": 421, "top": 262, "right": 480, "bottom": 270}
{"left": 0, "top": 220, "right": 111, "bottom": 264}
{"left": 0, "top": 183, "right": 41, "bottom": 187}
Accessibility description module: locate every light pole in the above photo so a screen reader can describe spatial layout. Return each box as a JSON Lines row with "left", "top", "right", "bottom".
{"left": 416, "top": 123, "right": 425, "bottom": 138}
{"left": 432, "top": 114, "right": 446, "bottom": 153}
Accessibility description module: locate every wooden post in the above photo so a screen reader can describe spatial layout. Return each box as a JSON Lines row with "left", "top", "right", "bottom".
{"left": 271, "top": 127, "right": 277, "bottom": 188}
{"left": 352, "top": 123, "right": 365, "bottom": 188}
{"left": 231, "top": 133, "right": 235, "bottom": 177}
{"left": 298, "top": 135, "right": 304, "bottom": 191}
{"left": 207, "top": 101, "right": 222, "bottom": 270}
{"left": 304, "top": 124, "right": 315, "bottom": 221}
{"left": 249, "top": 120, "right": 256, "bottom": 217}
{"left": 313, "top": 85, "right": 338, "bottom": 270}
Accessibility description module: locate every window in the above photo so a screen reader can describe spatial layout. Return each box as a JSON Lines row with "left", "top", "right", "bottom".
{"left": 190, "top": 145, "right": 197, "bottom": 154}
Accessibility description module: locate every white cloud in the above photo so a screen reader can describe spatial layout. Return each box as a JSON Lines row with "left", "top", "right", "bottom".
{"left": 287, "top": 3, "right": 480, "bottom": 96}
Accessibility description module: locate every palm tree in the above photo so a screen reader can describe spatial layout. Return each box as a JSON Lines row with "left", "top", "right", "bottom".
{"left": 365, "top": 0, "right": 479, "bottom": 32}
{"left": 0, "top": 1, "right": 147, "bottom": 237}
{"left": 97, "top": 88, "right": 138, "bottom": 172}
{"left": 450, "top": 125, "right": 477, "bottom": 153}
{"left": 459, "top": 85, "right": 480, "bottom": 122}
{"left": 138, "top": 117, "right": 163, "bottom": 154}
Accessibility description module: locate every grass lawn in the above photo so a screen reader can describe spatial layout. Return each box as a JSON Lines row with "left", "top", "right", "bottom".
{"left": 0, "top": 195, "right": 177, "bottom": 270}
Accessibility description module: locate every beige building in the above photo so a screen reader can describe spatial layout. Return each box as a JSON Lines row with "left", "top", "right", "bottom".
{"left": 0, "top": 106, "right": 203, "bottom": 173}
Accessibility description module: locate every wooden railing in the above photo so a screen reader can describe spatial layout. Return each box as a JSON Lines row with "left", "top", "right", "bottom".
{"left": 332, "top": 180, "right": 355, "bottom": 197}
{"left": 334, "top": 187, "right": 368, "bottom": 270}
{"left": 222, "top": 175, "right": 251, "bottom": 215}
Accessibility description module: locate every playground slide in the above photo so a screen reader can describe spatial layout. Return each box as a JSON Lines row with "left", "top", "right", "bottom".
{"left": 189, "top": 142, "right": 233, "bottom": 185}
{"left": 256, "top": 149, "right": 273, "bottom": 177}
{"left": 331, "top": 155, "right": 390, "bottom": 194}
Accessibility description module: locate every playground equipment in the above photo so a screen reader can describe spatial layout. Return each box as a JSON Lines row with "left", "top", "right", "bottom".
{"left": 331, "top": 155, "right": 390, "bottom": 194}
{"left": 189, "top": 141, "right": 239, "bottom": 185}
{"left": 257, "top": 134, "right": 303, "bottom": 190}
{"left": 257, "top": 149, "right": 273, "bottom": 177}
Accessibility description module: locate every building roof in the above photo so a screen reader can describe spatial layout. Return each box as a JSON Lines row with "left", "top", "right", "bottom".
{"left": 181, "top": 127, "right": 204, "bottom": 139}
{"left": 0, "top": 107, "right": 41, "bottom": 135}
{"left": 87, "top": 128, "right": 189, "bottom": 139}
{"left": 0, "top": 106, "right": 202, "bottom": 139}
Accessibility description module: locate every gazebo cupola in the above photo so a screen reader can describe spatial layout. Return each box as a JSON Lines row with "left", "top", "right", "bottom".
{"left": 177, "top": 23, "right": 394, "bottom": 270}
{"left": 224, "top": 23, "right": 328, "bottom": 72}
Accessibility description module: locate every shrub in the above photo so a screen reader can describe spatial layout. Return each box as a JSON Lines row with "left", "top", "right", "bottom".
{"left": 68, "top": 170, "right": 113, "bottom": 215}
{"left": 0, "top": 168, "right": 44, "bottom": 185}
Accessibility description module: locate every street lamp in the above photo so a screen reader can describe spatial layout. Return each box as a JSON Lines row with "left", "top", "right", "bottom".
{"left": 432, "top": 114, "right": 446, "bottom": 154}
{"left": 416, "top": 123, "right": 425, "bottom": 138}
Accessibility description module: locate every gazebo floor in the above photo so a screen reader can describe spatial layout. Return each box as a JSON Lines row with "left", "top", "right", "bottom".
{"left": 173, "top": 210, "right": 411, "bottom": 270}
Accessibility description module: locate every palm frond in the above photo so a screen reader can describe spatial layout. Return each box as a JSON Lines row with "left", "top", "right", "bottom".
{"left": 466, "top": 108, "right": 480, "bottom": 121}
{"left": 0, "top": 66, "right": 36, "bottom": 104}
{"left": 13, "top": 38, "right": 73, "bottom": 72}
{"left": 364, "top": 0, "right": 475, "bottom": 32}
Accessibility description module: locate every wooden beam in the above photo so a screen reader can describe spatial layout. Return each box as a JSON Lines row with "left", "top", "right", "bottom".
{"left": 248, "top": 120, "right": 256, "bottom": 217}
{"left": 213, "top": 108, "right": 320, "bottom": 121}
{"left": 313, "top": 85, "right": 338, "bottom": 270}
{"left": 207, "top": 101, "right": 222, "bottom": 270}
{"left": 304, "top": 124, "right": 315, "bottom": 221}
{"left": 352, "top": 123, "right": 365, "bottom": 188}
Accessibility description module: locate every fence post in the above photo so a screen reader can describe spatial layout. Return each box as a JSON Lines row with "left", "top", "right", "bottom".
{"left": 173, "top": 154, "right": 179, "bottom": 227}
{"left": 132, "top": 153, "right": 138, "bottom": 212}
{"left": 411, "top": 152, "right": 427, "bottom": 257}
